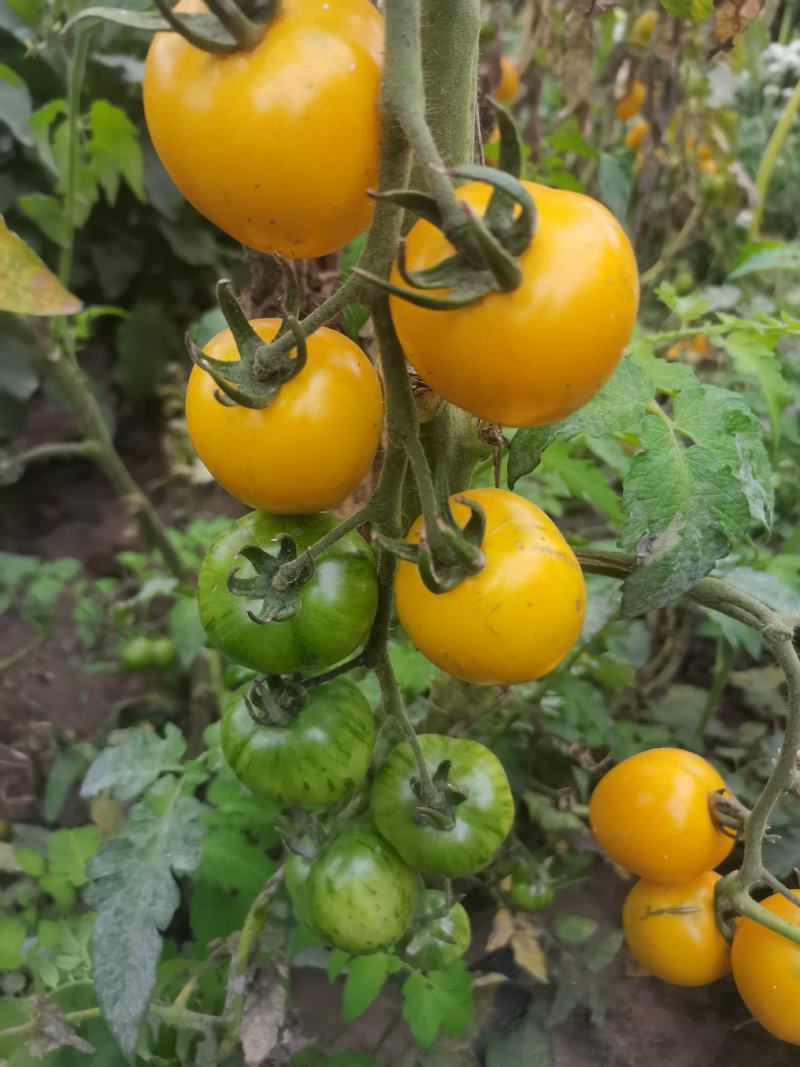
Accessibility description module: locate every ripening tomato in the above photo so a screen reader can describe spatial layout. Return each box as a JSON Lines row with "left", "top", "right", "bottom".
{"left": 629, "top": 10, "right": 658, "bottom": 47}
{"left": 496, "top": 55, "right": 519, "bottom": 102}
{"left": 731, "top": 890, "right": 800, "bottom": 1044}
{"left": 221, "top": 678, "right": 374, "bottom": 806}
{"left": 389, "top": 181, "right": 639, "bottom": 427}
{"left": 143, "top": 0, "right": 382, "bottom": 258}
{"left": 616, "top": 79, "right": 646, "bottom": 121}
{"left": 624, "top": 119, "right": 650, "bottom": 152}
{"left": 398, "top": 889, "right": 471, "bottom": 971}
{"left": 371, "top": 733, "right": 514, "bottom": 876}
{"left": 395, "top": 488, "right": 586, "bottom": 685}
{"left": 186, "top": 319, "right": 383, "bottom": 515}
{"left": 623, "top": 872, "right": 730, "bottom": 986}
{"left": 589, "top": 748, "right": 733, "bottom": 883}
{"left": 198, "top": 510, "right": 378, "bottom": 675}
{"left": 299, "top": 820, "right": 418, "bottom": 953}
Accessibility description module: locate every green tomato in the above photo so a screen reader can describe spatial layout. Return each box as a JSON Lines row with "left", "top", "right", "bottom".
{"left": 399, "top": 889, "right": 471, "bottom": 971}
{"left": 221, "top": 678, "right": 374, "bottom": 806}
{"left": 371, "top": 734, "right": 514, "bottom": 877}
{"left": 197, "top": 511, "right": 378, "bottom": 675}
{"left": 306, "top": 820, "right": 418, "bottom": 953}
{"left": 510, "top": 866, "right": 554, "bottom": 912}
{"left": 150, "top": 636, "right": 176, "bottom": 669}
{"left": 120, "top": 635, "right": 163, "bottom": 671}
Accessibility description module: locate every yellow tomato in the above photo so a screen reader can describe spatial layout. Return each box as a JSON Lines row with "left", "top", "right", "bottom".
{"left": 143, "top": 0, "right": 382, "bottom": 258}
{"left": 624, "top": 119, "right": 650, "bottom": 152}
{"left": 732, "top": 891, "right": 800, "bottom": 1044}
{"left": 185, "top": 319, "right": 383, "bottom": 514}
{"left": 389, "top": 181, "right": 639, "bottom": 428}
{"left": 629, "top": 10, "right": 659, "bottom": 47}
{"left": 496, "top": 56, "right": 520, "bottom": 103}
{"left": 590, "top": 748, "right": 733, "bottom": 882}
{"left": 616, "top": 79, "right": 646, "bottom": 121}
{"left": 623, "top": 872, "right": 730, "bottom": 986}
{"left": 395, "top": 488, "right": 586, "bottom": 685}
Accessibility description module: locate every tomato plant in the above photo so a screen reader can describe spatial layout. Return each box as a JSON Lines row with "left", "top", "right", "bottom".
{"left": 186, "top": 318, "right": 383, "bottom": 514}
{"left": 221, "top": 678, "right": 374, "bottom": 805}
{"left": 731, "top": 891, "right": 800, "bottom": 1044}
{"left": 395, "top": 488, "right": 586, "bottom": 685}
{"left": 198, "top": 511, "right": 378, "bottom": 675}
{"left": 143, "top": 0, "right": 383, "bottom": 258}
{"left": 288, "top": 821, "right": 419, "bottom": 953}
{"left": 372, "top": 733, "right": 514, "bottom": 876}
{"left": 389, "top": 180, "right": 639, "bottom": 427}
{"left": 509, "top": 865, "right": 555, "bottom": 912}
{"left": 623, "top": 872, "right": 730, "bottom": 987}
{"left": 589, "top": 748, "right": 733, "bottom": 883}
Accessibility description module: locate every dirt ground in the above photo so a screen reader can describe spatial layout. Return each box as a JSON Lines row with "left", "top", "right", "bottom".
{"left": 1, "top": 400, "right": 797, "bottom": 1066}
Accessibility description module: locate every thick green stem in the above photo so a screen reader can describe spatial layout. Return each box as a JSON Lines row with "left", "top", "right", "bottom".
{"left": 375, "top": 651, "right": 437, "bottom": 804}
{"left": 748, "top": 78, "right": 800, "bottom": 240}
{"left": 41, "top": 348, "right": 188, "bottom": 581}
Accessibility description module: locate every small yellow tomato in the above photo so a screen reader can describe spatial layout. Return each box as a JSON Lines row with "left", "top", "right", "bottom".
{"left": 143, "top": 0, "right": 382, "bottom": 258}
{"left": 496, "top": 56, "right": 520, "bottom": 103}
{"left": 589, "top": 748, "right": 733, "bottom": 882}
{"left": 616, "top": 79, "right": 646, "bottom": 121}
{"left": 390, "top": 181, "right": 639, "bottom": 428}
{"left": 623, "top": 872, "right": 730, "bottom": 986}
{"left": 629, "top": 10, "right": 658, "bottom": 47}
{"left": 732, "top": 891, "right": 800, "bottom": 1044}
{"left": 624, "top": 118, "right": 650, "bottom": 152}
{"left": 395, "top": 488, "right": 586, "bottom": 685}
{"left": 185, "top": 319, "right": 383, "bottom": 514}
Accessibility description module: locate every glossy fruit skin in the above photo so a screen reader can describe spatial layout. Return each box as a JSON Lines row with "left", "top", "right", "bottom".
{"left": 589, "top": 748, "right": 733, "bottom": 882}
{"left": 496, "top": 55, "right": 519, "bottom": 102}
{"left": 395, "top": 489, "right": 586, "bottom": 685}
{"left": 198, "top": 511, "right": 378, "bottom": 675}
{"left": 510, "top": 869, "right": 555, "bottom": 912}
{"left": 143, "top": 0, "right": 382, "bottom": 258}
{"left": 731, "top": 892, "right": 800, "bottom": 1044}
{"left": 623, "top": 872, "right": 730, "bottom": 986}
{"left": 624, "top": 119, "right": 649, "bottom": 152}
{"left": 371, "top": 734, "right": 514, "bottom": 876}
{"left": 221, "top": 678, "right": 374, "bottom": 806}
{"left": 305, "top": 821, "right": 418, "bottom": 953}
{"left": 389, "top": 182, "right": 639, "bottom": 428}
{"left": 186, "top": 319, "right": 383, "bottom": 515}
{"left": 616, "top": 79, "right": 646, "bottom": 121}
{"left": 120, "top": 636, "right": 176, "bottom": 671}
{"left": 398, "top": 890, "right": 471, "bottom": 971}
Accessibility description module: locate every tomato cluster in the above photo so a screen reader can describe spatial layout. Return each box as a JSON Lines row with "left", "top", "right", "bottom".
{"left": 150, "top": 0, "right": 642, "bottom": 971}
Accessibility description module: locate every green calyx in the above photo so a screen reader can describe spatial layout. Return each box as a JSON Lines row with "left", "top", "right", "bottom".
{"left": 245, "top": 673, "right": 309, "bottom": 727}
{"left": 356, "top": 108, "right": 534, "bottom": 311}
{"left": 226, "top": 534, "right": 314, "bottom": 624}
{"left": 411, "top": 759, "right": 467, "bottom": 832}
{"left": 377, "top": 494, "right": 486, "bottom": 594}
{"left": 188, "top": 279, "right": 306, "bottom": 409}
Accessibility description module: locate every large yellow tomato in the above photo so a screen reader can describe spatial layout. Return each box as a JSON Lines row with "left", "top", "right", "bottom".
{"left": 623, "top": 872, "right": 730, "bottom": 986}
{"left": 394, "top": 488, "right": 586, "bottom": 685}
{"left": 732, "top": 891, "right": 800, "bottom": 1044}
{"left": 389, "top": 181, "right": 639, "bottom": 428}
{"left": 143, "top": 0, "right": 382, "bottom": 258}
{"left": 589, "top": 748, "right": 733, "bottom": 883}
{"left": 496, "top": 55, "right": 520, "bottom": 103}
{"left": 185, "top": 319, "right": 383, "bottom": 514}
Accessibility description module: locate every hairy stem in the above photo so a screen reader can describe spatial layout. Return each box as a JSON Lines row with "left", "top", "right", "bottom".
{"left": 59, "top": 25, "right": 92, "bottom": 287}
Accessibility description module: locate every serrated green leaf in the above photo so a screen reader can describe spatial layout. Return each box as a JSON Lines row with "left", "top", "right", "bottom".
{"left": 654, "top": 280, "right": 711, "bottom": 322}
{"left": 196, "top": 827, "right": 275, "bottom": 897}
{"left": 716, "top": 331, "right": 790, "bottom": 442}
{"left": 539, "top": 439, "right": 623, "bottom": 524}
{"left": 342, "top": 954, "right": 390, "bottom": 1022}
{"left": 169, "top": 593, "right": 207, "bottom": 669}
{"left": 554, "top": 915, "right": 597, "bottom": 942}
{"left": 81, "top": 724, "right": 186, "bottom": 802}
{"left": 328, "top": 948, "right": 351, "bottom": 981}
{"left": 582, "top": 929, "right": 624, "bottom": 971}
{"left": 619, "top": 412, "right": 751, "bottom": 616}
{"left": 46, "top": 827, "right": 101, "bottom": 888}
{"left": 401, "top": 962, "right": 473, "bottom": 1053}
{"left": 629, "top": 346, "right": 698, "bottom": 394}
{"left": 507, "top": 358, "right": 653, "bottom": 487}
{"left": 728, "top": 243, "right": 800, "bottom": 279}
{"left": 0, "top": 63, "right": 31, "bottom": 145}
{"left": 88, "top": 100, "right": 144, "bottom": 204}
{"left": 16, "top": 194, "right": 69, "bottom": 248}
{"left": 86, "top": 784, "right": 206, "bottom": 1057}
{"left": 719, "top": 567, "right": 800, "bottom": 613}
{"left": 0, "top": 915, "right": 26, "bottom": 970}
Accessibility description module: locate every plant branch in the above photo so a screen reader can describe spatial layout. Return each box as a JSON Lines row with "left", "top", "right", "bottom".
{"left": 748, "top": 78, "right": 800, "bottom": 240}
{"left": 59, "top": 24, "right": 92, "bottom": 287}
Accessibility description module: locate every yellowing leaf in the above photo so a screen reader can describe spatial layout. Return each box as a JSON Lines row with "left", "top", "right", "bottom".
{"left": 0, "top": 216, "right": 82, "bottom": 316}
{"left": 486, "top": 908, "right": 548, "bottom": 982}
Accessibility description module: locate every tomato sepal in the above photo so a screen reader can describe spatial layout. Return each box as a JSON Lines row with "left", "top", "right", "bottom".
{"left": 226, "top": 535, "right": 314, "bottom": 625}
